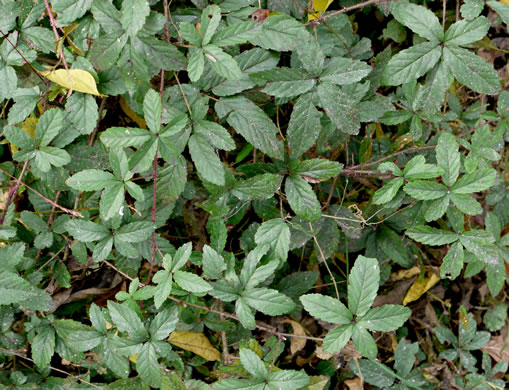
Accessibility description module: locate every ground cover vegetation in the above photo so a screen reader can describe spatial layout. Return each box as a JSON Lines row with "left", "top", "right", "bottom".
{"left": 0, "top": 0, "right": 508, "bottom": 388}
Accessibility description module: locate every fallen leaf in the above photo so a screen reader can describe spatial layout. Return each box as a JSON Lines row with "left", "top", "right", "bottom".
{"left": 307, "top": 375, "right": 329, "bottom": 389}
{"left": 120, "top": 97, "right": 146, "bottom": 129}
{"left": 481, "top": 335, "right": 509, "bottom": 364}
{"left": 403, "top": 271, "right": 440, "bottom": 305}
{"left": 392, "top": 266, "right": 420, "bottom": 281}
{"left": 315, "top": 345, "right": 335, "bottom": 360}
{"left": 345, "top": 377, "right": 364, "bottom": 390}
{"left": 40, "top": 68, "right": 105, "bottom": 96}
{"left": 280, "top": 319, "right": 307, "bottom": 354}
{"left": 169, "top": 331, "right": 220, "bottom": 361}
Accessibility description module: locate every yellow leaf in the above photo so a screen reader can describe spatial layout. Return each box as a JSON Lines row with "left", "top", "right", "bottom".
{"left": 307, "top": 375, "right": 330, "bottom": 389}
{"left": 501, "top": 0, "right": 509, "bottom": 6}
{"left": 120, "top": 97, "right": 147, "bottom": 129}
{"left": 280, "top": 319, "right": 307, "bottom": 355}
{"left": 392, "top": 266, "right": 420, "bottom": 281}
{"left": 308, "top": 0, "right": 334, "bottom": 21}
{"left": 129, "top": 353, "right": 138, "bottom": 363}
{"left": 402, "top": 272, "right": 440, "bottom": 305}
{"left": 168, "top": 331, "right": 220, "bottom": 361}
{"left": 9, "top": 117, "right": 37, "bottom": 155}
{"left": 40, "top": 69, "right": 106, "bottom": 96}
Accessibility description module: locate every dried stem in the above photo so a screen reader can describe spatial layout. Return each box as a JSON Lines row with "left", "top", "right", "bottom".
{"left": 306, "top": 0, "right": 392, "bottom": 25}
{"left": 0, "top": 160, "right": 29, "bottom": 225}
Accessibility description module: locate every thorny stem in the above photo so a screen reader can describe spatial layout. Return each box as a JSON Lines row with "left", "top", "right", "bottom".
{"left": 0, "top": 167, "right": 82, "bottom": 218}
{"left": 43, "top": 0, "right": 72, "bottom": 93}
{"left": 0, "top": 160, "right": 29, "bottom": 225}
{"left": 146, "top": 147, "right": 159, "bottom": 286}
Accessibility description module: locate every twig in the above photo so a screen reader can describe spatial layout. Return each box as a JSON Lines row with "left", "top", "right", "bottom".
{"left": 173, "top": 71, "right": 192, "bottom": 116}
{"left": 146, "top": 149, "right": 159, "bottom": 285}
{"left": 0, "top": 167, "right": 83, "bottom": 218}
{"left": 88, "top": 97, "right": 107, "bottom": 147}
{"left": 306, "top": 0, "right": 393, "bottom": 25}
{"left": 1, "top": 348, "right": 104, "bottom": 389}
{"left": 0, "top": 160, "right": 29, "bottom": 225}
{"left": 0, "top": 30, "right": 47, "bottom": 84}
{"left": 347, "top": 145, "right": 435, "bottom": 170}
{"left": 309, "top": 222, "right": 341, "bottom": 301}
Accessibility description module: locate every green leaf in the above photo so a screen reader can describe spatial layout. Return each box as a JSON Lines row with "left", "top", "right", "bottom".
{"left": 211, "top": 21, "right": 261, "bottom": 47}
{"left": 143, "top": 89, "right": 161, "bottom": 134}
{"left": 235, "top": 297, "right": 256, "bottom": 330}
{"left": 444, "top": 16, "right": 489, "bottom": 46}
{"left": 217, "top": 96, "right": 284, "bottom": 160}
{"left": 100, "top": 182, "right": 125, "bottom": 220}
{"left": 88, "top": 30, "right": 128, "bottom": 71}
{"left": 393, "top": 3, "right": 444, "bottom": 42}
{"left": 251, "top": 68, "right": 314, "bottom": 98}
{"left": 358, "top": 305, "right": 411, "bottom": 331}
{"left": 194, "top": 120, "right": 235, "bottom": 151}
{"left": 413, "top": 60, "right": 452, "bottom": 113}
{"left": 65, "top": 92, "right": 99, "bottom": 135}
{"left": 120, "top": 0, "right": 150, "bottom": 37}
{"left": 436, "top": 132, "right": 460, "bottom": 186}
{"left": 188, "top": 133, "right": 225, "bottom": 186}
{"left": 180, "top": 22, "right": 202, "bottom": 46}
{"left": 352, "top": 325, "right": 378, "bottom": 359}
{"left": 132, "top": 35, "right": 187, "bottom": 72}
{"left": 443, "top": 46, "right": 500, "bottom": 94}
{"left": 32, "top": 326, "right": 55, "bottom": 369}
{"left": 100, "top": 127, "right": 152, "bottom": 147}
{"left": 201, "top": 5, "right": 222, "bottom": 46}
{"left": 187, "top": 48, "right": 205, "bottom": 82}
{"left": 114, "top": 221, "right": 154, "bottom": 243}
{"left": 348, "top": 256, "right": 380, "bottom": 317}
{"left": 403, "top": 155, "right": 443, "bottom": 179}
{"left": 240, "top": 349, "right": 267, "bottom": 379}
{"left": 451, "top": 169, "right": 496, "bottom": 194}
{"left": 93, "top": 237, "right": 113, "bottom": 262}
{"left": 292, "top": 159, "right": 343, "bottom": 180}
{"left": 54, "top": 319, "right": 103, "bottom": 351}
{"left": 268, "top": 370, "right": 310, "bottom": 390}
{"left": 285, "top": 176, "right": 321, "bottom": 222}
{"left": 65, "top": 220, "right": 111, "bottom": 242}
{"left": 461, "top": 0, "right": 484, "bottom": 19}
{"left": 153, "top": 270, "right": 172, "bottom": 309}
{"left": 406, "top": 225, "right": 458, "bottom": 245}
{"left": 287, "top": 92, "right": 322, "bottom": 158}
{"left": 8, "top": 87, "right": 40, "bottom": 124}
{"left": 202, "top": 245, "right": 226, "bottom": 279}
{"left": 255, "top": 218, "right": 290, "bottom": 261}
{"left": 488, "top": 1, "right": 509, "bottom": 25}
{"left": 450, "top": 193, "right": 483, "bottom": 215}
{"left": 149, "top": 307, "right": 179, "bottom": 340}
{"left": 108, "top": 301, "right": 148, "bottom": 340}
{"left": 232, "top": 173, "right": 282, "bottom": 201}
{"left": 137, "top": 342, "right": 161, "bottom": 388}
{"left": 394, "top": 339, "right": 420, "bottom": 377}
{"left": 52, "top": 0, "right": 92, "bottom": 23}
{"left": 300, "top": 294, "right": 353, "bottom": 324}
{"left": 172, "top": 242, "right": 193, "bottom": 271}
{"left": 3, "top": 125, "right": 36, "bottom": 151}
{"left": 322, "top": 324, "right": 353, "bottom": 353}
{"left": 35, "top": 108, "right": 65, "bottom": 146}
{"left": 243, "top": 288, "right": 295, "bottom": 315}
{"left": 382, "top": 42, "right": 441, "bottom": 86}
{"left": 0, "top": 64, "right": 17, "bottom": 101}
{"left": 404, "top": 180, "right": 448, "bottom": 200}
{"left": 317, "top": 82, "right": 360, "bottom": 135}
{"left": 245, "top": 259, "right": 279, "bottom": 290}
{"left": 460, "top": 231, "right": 498, "bottom": 265}
{"left": 425, "top": 195, "right": 451, "bottom": 222}
{"left": 0, "top": 270, "right": 55, "bottom": 311}
{"left": 373, "top": 177, "right": 404, "bottom": 205}
{"left": 66, "top": 169, "right": 117, "bottom": 190}
{"left": 320, "top": 57, "right": 372, "bottom": 85}
{"left": 204, "top": 46, "right": 243, "bottom": 81}
{"left": 173, "top": 271, "right": 212, "bottom": 293}
{"left": 249, "top": 14, "right": 304, "bottom": 52}
{"left": 441, "top": 241, "right": 464, "bottom": 279}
